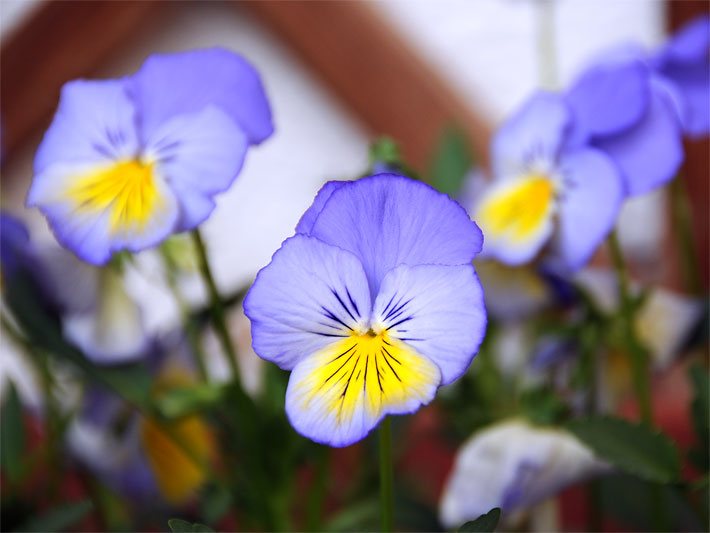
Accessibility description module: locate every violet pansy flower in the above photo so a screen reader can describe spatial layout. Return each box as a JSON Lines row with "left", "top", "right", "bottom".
{"left": 473, "top": 92, "right": 623, "bottom": 272}
{"left": 27, "top": 48, "right": 273, "bottom": 265}
{"left": 244, "top": 174, "right": 487, "bottom": 447}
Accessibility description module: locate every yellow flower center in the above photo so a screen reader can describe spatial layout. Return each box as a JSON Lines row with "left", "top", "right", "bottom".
{"left": 477, "top": 175, "right": 555, "bottom": 242}
{"left": 67, "top": 160, "right": 162, "bottom": 233}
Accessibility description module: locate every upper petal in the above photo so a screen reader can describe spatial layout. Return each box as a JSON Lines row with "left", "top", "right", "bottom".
{"left": 144, "top": 106, "right": 249, "bottom": 230}
{"left": 371, "top": 263, "right": 486, "bottom": 385}
{"left": 492, "top": 92, "right": 570, "bottom": 178}
{"left": 33, "top": 79, "right": 140, "bottom": 175}
{"left": 295, "top": 180, "right": 346, "bottom": 234}
{"left": 307, "top": 174, "right": 483, "bottom": 295}
{"left": 565, "top": 57, "right": 650, "bottom": 143}
{"left": 549, "top": 148, "right": 623, "bottom": 272}
{"left": 594, "top": 79, "right": 684, "bottom": 196}
{"left": 129, "top": 48, "right": 273, "bottom": 146}
{"left": 243, "top": 235, "right": 371, "bottom": 370}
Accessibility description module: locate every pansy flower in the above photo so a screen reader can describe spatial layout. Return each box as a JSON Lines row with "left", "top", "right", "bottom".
{"left": 439, "top": 419, "right": 608, "bottom": 528}
{"left": 473, "top": 92, "right": 623, "bottom": 272}
{"left": 27, "top": 48, "right": 273, "bottom": 265}
{"left": 244, "top": 174, "right": 486, "bottom": 447}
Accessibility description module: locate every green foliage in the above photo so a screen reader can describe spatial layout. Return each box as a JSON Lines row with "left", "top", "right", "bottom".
{"left": 0, "top": 382, "right": 25, "bottom": 484}
{"left": 457, "top": 507, "right": 501, "bottom": 532}
{"left": 688, "top": 363, "right": 709, "bottom": 471}
{"left": 168, "top": 518, "right": 215, "bottom": 532}
{"left": 16, "top": 500, "right": 92, "bottom": 532}
{"left": 155, "top": 383, "right": 228, "bottom": 419}
{"left": 567, "top": 416, "right": 681, "bottom": 483}
{"left": 369, "top": 137, "right": 402, "bottom": 167}
{"left": 519, "top": 386, "right": 570, "bottom": 425}
{"left": 428, "top": 127, "right": 474, "bottom": 197}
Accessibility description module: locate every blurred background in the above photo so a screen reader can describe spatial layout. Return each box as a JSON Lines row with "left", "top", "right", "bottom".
{"left": 0, "top": 1, "right": 708, "bottom": 530}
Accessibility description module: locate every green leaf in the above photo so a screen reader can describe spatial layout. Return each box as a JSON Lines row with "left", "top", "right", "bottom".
{"left": 428, "top": 127, "right": 473, "bottom": 197}
{"left": 323, "top": 498, "right": 379, "bottom": 531}
{"left": 519, "top": 386, "right": 569, "bottom": 425}
{"left": 458, "top": 507, "right": 501, "bottom": 532}
{"left": 17, "top": 500, "right": 92, "bottom": 532}
{"left": 168, "top": 518, "right": 215, "bottom": 532}
{"left": 369, "top": 137, "right": 401, "bottom": 166}
{"left": 567, "top": 416, "right": 681, "bottom": 483}
{"left": 689, "top": 364, "right": 709, "bottom": 445}
{"left": 0, "top": 381, "right": 25, "bottom": 483}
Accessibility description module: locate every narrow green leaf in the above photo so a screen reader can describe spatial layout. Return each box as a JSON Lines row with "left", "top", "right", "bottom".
{"left": 17, "top": 500, "right": 92, "bottom": 532}
{"left": 428, "top": 127, "right": 474, "bottom": 197}
{"left": 458, "top": 507, "right": 501, "bottom": 532}
{"left": 0, "top": 381, "right": 25, "bottom": 483}
{"left": 155, "top": 383, "right": 227, "bottom": 418}
{"left": 168, "top": 518, "right": 215, "bottom": 532}
{"left": 689, "top": 364, "right": 709, "bottom": 445}
{"left": 567, "top": 416, "right": 681, "bottom": 483}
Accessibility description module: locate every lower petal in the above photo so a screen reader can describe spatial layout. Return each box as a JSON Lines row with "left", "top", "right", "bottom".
{"left": 285, "top": 334, "right": 440, "bottom": 447}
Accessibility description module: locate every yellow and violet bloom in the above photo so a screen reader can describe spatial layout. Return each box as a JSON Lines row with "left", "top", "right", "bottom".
{"left": 439, "top": 419, "right": 608, "bottom": 528}
{"left": 473, "top": 92, "right": 623, "bottom": 272}
{"left": 27, "top": 48, "right": 273, "bottom": 265}
{"left": 244, "top": 174, "right": 487, "bottom": 447}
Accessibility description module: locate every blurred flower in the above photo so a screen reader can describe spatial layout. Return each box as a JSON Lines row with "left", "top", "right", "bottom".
{"left": 565, "top": 45, "right": 684, "bottom": 197}
{"left": 653, "top": 15, "right": 710, "bottom": 138}
{"left": 1, "top": 213, "right": 147, "bottom": 363}
{"left": 473, "top": 93, "right": 623, "bottom": 272}
{"left": 439, "top": 419, "right": 608, "bottom": 528}
{"left": 245, "top": 174, "right": 486, "bottom": 447}
{"left": 27, "top": 48, "right": 273, "bottom": 265}
{"left": 575, "top": 268, "right": 703, "bottom": 369}
{"left": 68, "top": 336, "right": 214, "bottom": 506}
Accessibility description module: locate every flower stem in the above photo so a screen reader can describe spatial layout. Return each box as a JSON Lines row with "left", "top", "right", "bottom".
{"left": 670, "top": 176, "right": 702, "bottom": 295}
{"left": 379, "top": 417, "right": 394, "bottom": 532}
{"left": 306, "top": 446, "right": 329, "bottom": 531}
{"left": 190, "top": 229, "right": 242, "bottom": 385}
{"left": 160, "top": 247, "right": 209, "bottom": 382}
{"left": 607, "top": 230, "right": 653, "bottom": 424}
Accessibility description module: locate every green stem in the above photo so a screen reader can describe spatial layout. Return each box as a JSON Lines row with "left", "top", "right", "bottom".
{"left": 190, "top": 229, "right": 242, "bottom": 385}
{"left": 670, "top": 177, "right": 702, "bottom": 295}
{"left": 159, "top": 247, "right": 209, "bottom": 382}
{"left": 306, "top": 446, "right": 330, "bottom": 531}
{"left": 608, "top": 230, "right": 653, "bottom": 424}
{"left": 378, "top": 418, "right": 394, "bottom": 532}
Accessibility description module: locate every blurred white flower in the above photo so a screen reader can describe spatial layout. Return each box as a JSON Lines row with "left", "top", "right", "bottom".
{"left": 439, "top": 419, "right": 608, "bottom": 528}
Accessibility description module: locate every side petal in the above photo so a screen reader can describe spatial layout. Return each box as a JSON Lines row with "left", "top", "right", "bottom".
{"left": 33, "top": 79, "right": 140, "bottom": 175}
{"left": 565, "top": 58, "right": 650, "bottom": 143}
{"left": 371, "top": 263, "right": 486, "bottom": 385}
{"left": 308, "top": 174, "right": 483, "bottom": 295}
{"left": 474, "top": 175, "right": 556, "bottom": 265}
{"left": 550, "top": 148, "right": 623, "bottom": 272}
{"left": 144, "top": 106, "right": 249, "bottom": 230}
{"left": 492, "top": 92, "right": 570, "bottom": 178}
{"left": 243, "top": 235, "right": 371, "bottom": 370}
{"left": 129, "top": 48, "right": 273, "bottom": 145}
{"left": 295, "top": 180, "right": 346, "bottom": 234}
{"left": 285, "top": 335, "right": 440, "bottom": 447}
{"left": 595, "top": 79, "right": 684, "bottom": 197}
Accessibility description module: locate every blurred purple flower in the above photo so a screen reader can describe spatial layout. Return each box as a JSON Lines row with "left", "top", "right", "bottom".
{"left": 27, "top": 48, "right": 273, "bottom": 265}
{"left": 653, "top": 15, "right": 710, "bottom": 138}
{"left": 245, "top": 174, "right": 487, "bottom": 447}
{"left": 472, "top": 93, "right": 623, "bottom": 272}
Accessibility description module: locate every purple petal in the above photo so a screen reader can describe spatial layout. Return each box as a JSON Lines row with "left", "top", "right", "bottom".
{"left": 33, "top": 79, "right": 139, "bottom": 175}
{"left": 565, "top": 58, "right": 650, "bottom": 143}
{"left": 492, "top": 92, "right": 570, "bottom": 178}
{"left": 130, "top": 48, "right": 273, "bottom": 146}
{"left": 657, "top": 15, "right": 710, "bottom": 66}
{"left": 550, "top": 148, "right": 623, "bottom": 272}
{"left": 145, "top": 106, "right": 249, "bottom": 230}
{"left": 372, "top": 263, "right": 486, "bottom": 385}
{"left": 594, "top": 79, "right": 684, "bottom": 196}
{"left": 243, "top": 235, "right": 371, "bottom": 370}
{"left": 308, "top": 174, "right": 483, "bottom": 296}
{"left": 295, "top": 180, "right": 346, "bottom": 234}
